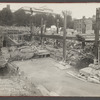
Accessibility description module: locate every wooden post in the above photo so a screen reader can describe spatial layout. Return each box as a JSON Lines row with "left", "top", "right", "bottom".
{"left": 95, "top": 8, "right": 100, "bottom": 64}
{"left": 30, "top": 20, "right": 33, "bottom": 40}
{"left": 63, "top": 11, "right": 67, "bottom": 62}
{"left": 41, "top": 18, "right": 43, "bottom": 46}
{"left": 44, "top": 20, "right": 47, "bottom": 33}
{"left": 56, "top": 19, "right": 59, "bottom": 47}
{"left": 30, "top": 8, "right": 33, "bottom": 40}
{"left": 98, "top": 47, "right": 100, "bottom": 64}
{"left": 57, "top": 19, "right": 59, "bottom": 34}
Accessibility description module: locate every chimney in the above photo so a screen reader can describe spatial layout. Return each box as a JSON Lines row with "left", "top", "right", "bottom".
{"left": 83, "top": 16, "right": 86, "bottom": 19}
{"left": 7, "top": 5, "right": 10, "bottom": 10}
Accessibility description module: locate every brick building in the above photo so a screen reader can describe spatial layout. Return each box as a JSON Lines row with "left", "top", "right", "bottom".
{"left": 74, "top": 16, "right": 95, "bottom": 34}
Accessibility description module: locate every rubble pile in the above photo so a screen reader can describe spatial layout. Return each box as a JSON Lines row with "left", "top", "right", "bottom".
{"left": 0, "top": 47, "right": 10, "bottom": 68}
{"left": 1, "top": 47, "right": 10, "bottom": 60}
{"left": 0, "top": 55, "right": 7, "bottom": 68}
{"left": 9, "top": 45, "right": 37, "bottom": 61}
{"left": 67, "top": 49, "right": 94, "bottom": 68}
{"left": 66, "top": 41, "right": 94, "bottom": 68}
{"left": 47, "top": 40, "right": 94, "bottom": 68}
{"left": 79, "top": 64, "right": 100, "bottom": 83}
{"left": 1, "top": 39, "right": 51, "bottom": 62}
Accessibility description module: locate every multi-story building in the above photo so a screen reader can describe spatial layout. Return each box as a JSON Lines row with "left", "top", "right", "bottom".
{"left": 74, "top": 18, "right": 83, "bottom": 33}
{"left": 74, "top": 16, "right": 95, "bottom": 34}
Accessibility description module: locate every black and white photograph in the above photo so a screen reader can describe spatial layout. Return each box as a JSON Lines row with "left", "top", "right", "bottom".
{"left": 0, "top": 3, "right": 100, "bottom": 96}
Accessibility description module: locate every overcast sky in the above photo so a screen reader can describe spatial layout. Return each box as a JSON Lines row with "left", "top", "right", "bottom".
{"left": 0, "top": 3, "right": 100, "bottom": 19}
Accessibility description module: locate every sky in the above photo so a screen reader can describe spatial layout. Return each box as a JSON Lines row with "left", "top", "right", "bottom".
{"left": 0, "top": 3, "right": 100, "bottom": 19}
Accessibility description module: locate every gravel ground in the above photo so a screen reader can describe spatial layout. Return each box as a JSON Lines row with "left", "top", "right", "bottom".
{"left": 13, "top": 58, "right": 100, "bottom": 96}
{"left": 0, "top": 63, "right": 42, "bottom": 96}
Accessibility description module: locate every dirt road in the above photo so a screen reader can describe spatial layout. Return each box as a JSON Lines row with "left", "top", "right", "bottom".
{"left": 13, "top": 58, "right": 100, "bottom": 96}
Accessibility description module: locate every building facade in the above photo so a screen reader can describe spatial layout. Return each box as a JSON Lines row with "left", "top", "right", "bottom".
{"left": 74, "top": 16, "right": 95, "bottom": 34}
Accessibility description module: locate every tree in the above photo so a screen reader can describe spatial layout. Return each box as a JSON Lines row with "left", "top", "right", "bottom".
{"left": 32, "top": 14, "right": 40, "bottom": 27}
{"left": 13, "top": 9, "right": 30, "bottom": 26}
{"left": 32, "top": 13, "right": 55, "bottom": 28}
{"left": 66, "top": 15, "right": 74, "bottom": 29}
{"left": 46, "top": 14, "right": 55, "bottom": 27}
{"left": 55, "top": 14, "right": 63, "bottom": 27}
{"left": 0, "top": 7, "right": 13, "bottom": 25}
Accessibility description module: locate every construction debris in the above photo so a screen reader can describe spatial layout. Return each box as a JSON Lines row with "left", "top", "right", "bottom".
{"left": 78, "top": 64, "right": 100, "bottom": 83}
{"left": 46, "top": 40, "right": 94, "bottom": 69}
{"left": 55, "top": 61, "right": 72, "bottom": 70}
{"left": 35, "top": 48, "right": 50, "bottom": 58}
{"left": 9, "top": 46, "right": 36, "bottom": 61}
{"left": 0, "top": 47, "right": 10, "bottom": 68}
{"left": 1, "top": 47, "right": 10, "bottom": 60}
{"left": 0, "top": 56, "right": 7, "bottom": 68}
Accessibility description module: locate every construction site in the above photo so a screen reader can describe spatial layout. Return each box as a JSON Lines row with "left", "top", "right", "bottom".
{"left": 1, "top": 3, "right": 100, "bottom": 96}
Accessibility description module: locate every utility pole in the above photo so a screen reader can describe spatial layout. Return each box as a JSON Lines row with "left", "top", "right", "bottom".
{"left": 63, "top": 11, "right": 67, "bottom": 62}
{"left": 30, "top": 8, "right": 33, "bottom": 41}
{"left": 41, "top": 17, "right": 44, "bottom": 46}
{"left": 95, "top": 8, "right": 100, "bottom": 64}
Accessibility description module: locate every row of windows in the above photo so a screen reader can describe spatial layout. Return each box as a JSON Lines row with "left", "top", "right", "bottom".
{"left": 74, "top": 24, "right": 82, "bottom": 28}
